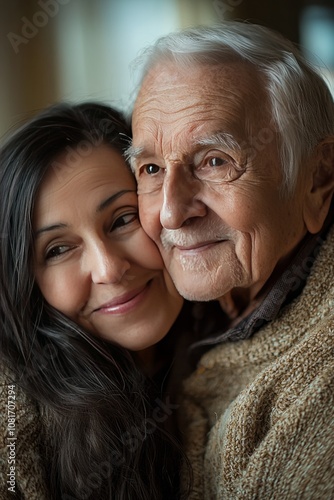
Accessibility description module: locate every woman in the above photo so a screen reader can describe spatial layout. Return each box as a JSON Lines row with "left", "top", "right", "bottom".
{"left": 0, "top": 103, "right": 191, "bottom": 499}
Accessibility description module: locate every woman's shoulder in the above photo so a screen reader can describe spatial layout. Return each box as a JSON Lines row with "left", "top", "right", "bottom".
{"left": 0, "top": 363, "right": 40, "bottom": 426}
{"left": 0, "top": 363, "right": 51, "bottom": 499}
{"left": 0, "top": 362, "right": 42, "bottom": 455}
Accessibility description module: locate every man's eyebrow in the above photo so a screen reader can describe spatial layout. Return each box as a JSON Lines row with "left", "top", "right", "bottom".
{"left": 124, "top": 133, "right": 241, "bottom": 171}
{"left": 195, "top": 132, "right": 241, "bottom": 151}
{"left": 124, "top": 145, "right": 145, "bottom": 163}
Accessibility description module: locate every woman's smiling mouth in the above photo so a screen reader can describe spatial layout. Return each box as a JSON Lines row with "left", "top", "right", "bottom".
{"left": 92, "top": 282, "right": 152, "bottom": 315}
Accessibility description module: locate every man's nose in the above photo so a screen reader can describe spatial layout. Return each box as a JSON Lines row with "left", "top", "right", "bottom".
{"left": 88, "top": 241, "right": 131, "bottom": 285}
{"left": 160, "top": 166, "right": 207, "bottom": 229}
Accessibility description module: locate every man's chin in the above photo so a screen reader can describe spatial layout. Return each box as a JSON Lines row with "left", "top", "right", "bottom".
{"left": 172, "top": 280, "right": 220, "bottom": 302}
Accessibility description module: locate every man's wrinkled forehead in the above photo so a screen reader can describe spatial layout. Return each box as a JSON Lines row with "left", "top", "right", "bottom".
{"left": 133, "top": 59, "right": 262, "bottom": 128}
{"left": 136, "top": 61, "right": 221, "bottom": 111}
{"left": 130, "top": 59, "right": 267, "bottom": 166}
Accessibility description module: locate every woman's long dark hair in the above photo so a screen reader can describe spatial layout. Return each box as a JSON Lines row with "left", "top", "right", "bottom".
{"left": 0, "top": 103, "right": 190, "bottom": 499}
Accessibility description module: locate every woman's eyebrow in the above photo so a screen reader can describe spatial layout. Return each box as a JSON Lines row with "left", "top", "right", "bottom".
{"left": 96, "top": 189, "right": 136, "bottom": 213}
{"left": 35, "top": 190, "right": 136, "bottom": 238}
{"left": 35, "top": 223, "right": 68, "bottom": 238}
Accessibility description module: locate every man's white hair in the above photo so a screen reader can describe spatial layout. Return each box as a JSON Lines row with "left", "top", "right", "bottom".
{"left": 132, "top": 21, "right": 334, "bottom": 197}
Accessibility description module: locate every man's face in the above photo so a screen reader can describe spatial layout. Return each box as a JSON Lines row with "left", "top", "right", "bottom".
{"left": 131, "top": 61, "right": 310, "bottom": 304}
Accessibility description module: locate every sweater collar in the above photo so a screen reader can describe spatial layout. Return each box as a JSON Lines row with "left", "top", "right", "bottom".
{"left": 190, "top": 220, "right": 332, "bottom": 352}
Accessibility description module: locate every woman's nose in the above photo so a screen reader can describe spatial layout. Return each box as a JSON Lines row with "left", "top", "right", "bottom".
{"left": 88, "top": 241, "right": 131, "bottom": 285}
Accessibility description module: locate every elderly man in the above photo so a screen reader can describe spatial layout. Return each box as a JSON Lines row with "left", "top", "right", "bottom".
{"left": 128, "top": 22, "right": 334, "bottom": 499}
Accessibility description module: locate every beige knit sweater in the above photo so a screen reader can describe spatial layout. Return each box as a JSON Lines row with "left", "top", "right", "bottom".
{"left": 180, "top": 226, "right": 334, "bottom": 499}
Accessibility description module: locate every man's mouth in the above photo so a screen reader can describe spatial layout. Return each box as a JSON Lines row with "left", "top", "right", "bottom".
{"left": 172, "top": 239, "right": 225, "bottom": 251}
{"left": 160, "top": 226, "right": 231, "bottom": 252}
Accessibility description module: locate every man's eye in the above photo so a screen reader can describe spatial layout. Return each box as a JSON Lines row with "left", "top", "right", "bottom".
{"left": 145, "top": 164, "right": 160, "bottom": 175}
{"left": 207, "top": 157, "right": 227, "bottom": 167}
{"left": 196, "top": 152, "right": 244, "bottom": 183}
{"left": 136, "top": 163, "right": 164, "bottom": 195}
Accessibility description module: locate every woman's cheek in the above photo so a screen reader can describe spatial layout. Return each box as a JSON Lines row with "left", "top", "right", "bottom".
{"left": 134, "top": 232, "right": 165, "bottom": 270}
{"left": 39, "top": 267, "right": 84, "bottom": 318}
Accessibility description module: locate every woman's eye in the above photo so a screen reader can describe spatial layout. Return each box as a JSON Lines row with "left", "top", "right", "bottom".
{"left": 111, "top": 213, "right": 138, "bottom": 231}
{"left": 46, "top": 245, "right": 70, "bottom": 260}
{"left": 145, "top": 164, "right": 160, "bottom": 175}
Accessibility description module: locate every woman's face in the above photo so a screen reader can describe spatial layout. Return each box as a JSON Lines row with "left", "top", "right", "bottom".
{"left": 33, "top": 144, "right": 183, "bottom": 351}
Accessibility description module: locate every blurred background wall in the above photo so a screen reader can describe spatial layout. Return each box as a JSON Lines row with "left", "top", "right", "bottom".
{"left": 1, "top": 0, "right": 333, "bottom": 139}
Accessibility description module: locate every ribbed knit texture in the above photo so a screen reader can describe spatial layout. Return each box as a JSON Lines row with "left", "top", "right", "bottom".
{"left": 180, "top": 225, "right": 334, "bottom": 499}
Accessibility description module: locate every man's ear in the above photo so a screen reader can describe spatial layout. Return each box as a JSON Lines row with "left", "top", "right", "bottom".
{"left": 303, "top": 137, "right": 334, "bottom": 234}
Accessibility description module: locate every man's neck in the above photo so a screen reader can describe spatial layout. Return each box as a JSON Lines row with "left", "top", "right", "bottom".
{"left": 218, "top": 231, "right": 314, "bottom": 328}
{"left": 219, "top": 288, "right": 261, "bottom": 328}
